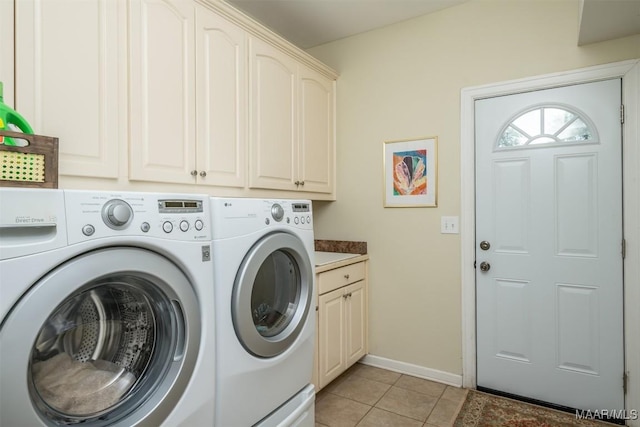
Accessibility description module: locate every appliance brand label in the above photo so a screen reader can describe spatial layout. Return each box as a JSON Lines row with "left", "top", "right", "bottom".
{"left": 14, "top": 215, "right": 56, "bottom": 224}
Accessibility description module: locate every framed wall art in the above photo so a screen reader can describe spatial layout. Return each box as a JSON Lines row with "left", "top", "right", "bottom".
{"left": 383, "top": 136, "right": 438, "bottom": 207}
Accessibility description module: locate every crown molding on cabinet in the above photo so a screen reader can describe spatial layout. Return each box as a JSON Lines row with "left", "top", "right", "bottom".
{"left": 195, "top": 0, "right": 339, "bottom": 80}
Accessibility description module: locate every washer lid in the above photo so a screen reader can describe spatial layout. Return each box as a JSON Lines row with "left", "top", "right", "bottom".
{"left": 0, "top": 247, "right": 200, "bottom": 427}
{"left": 232, "top": 232, "right": 313, "bottom": 358}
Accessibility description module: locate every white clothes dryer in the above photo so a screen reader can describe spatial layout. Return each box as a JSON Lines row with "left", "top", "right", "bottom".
{"left": 0, "top": 188, "right": 215, "bottom": 427}
{"left": 210, "top": 198, "right": 316, "bottom": 427}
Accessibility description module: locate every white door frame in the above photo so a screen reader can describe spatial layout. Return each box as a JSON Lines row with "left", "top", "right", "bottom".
{"left": 461, "top": 59, "right": 639, "bottom": 422}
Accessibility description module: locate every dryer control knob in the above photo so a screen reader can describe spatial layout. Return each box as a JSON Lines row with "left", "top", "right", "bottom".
{"left": 271, "top": 203, "right": 284, "bottom": 222}
{"left": 102, "top": 199, "right": 133, "bottom": 229}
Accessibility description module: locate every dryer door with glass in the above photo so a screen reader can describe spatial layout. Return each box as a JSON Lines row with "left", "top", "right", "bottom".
{"left": 232, "top": 232, "right": 313, "bottom": 358}
{"left": 0, "top": 247, "right": 200, "bottom": 427}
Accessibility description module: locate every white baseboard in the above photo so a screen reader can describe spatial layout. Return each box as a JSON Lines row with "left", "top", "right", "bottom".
{"left": 360, "top": 354, "right": 463, "bottom": 388}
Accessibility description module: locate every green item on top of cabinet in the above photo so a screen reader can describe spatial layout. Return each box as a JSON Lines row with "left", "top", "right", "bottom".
{"left": 0, "top": 82, "right": 34, "bottom": 146}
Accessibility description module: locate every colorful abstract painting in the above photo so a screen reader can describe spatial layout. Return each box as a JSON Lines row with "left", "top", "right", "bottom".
{"left": 392, "top": 150, "right": 427, "bottom": 196}
{"left": 384, "top": 137, "right": 437, "bottom": 207}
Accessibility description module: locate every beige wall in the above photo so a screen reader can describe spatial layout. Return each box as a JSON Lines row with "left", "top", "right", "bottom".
{"left": 308, "top": 0, "right": 640, "bottom": 376}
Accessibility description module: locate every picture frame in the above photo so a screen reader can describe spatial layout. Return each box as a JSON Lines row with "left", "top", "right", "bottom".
{"left": 383, "top": 136, "right": 438, "bottom": 207}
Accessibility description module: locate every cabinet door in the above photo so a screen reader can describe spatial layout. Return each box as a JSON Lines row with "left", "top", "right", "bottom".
{"left": 299, "top": 65, "right": 335, "bottom": 194}
{"left": 0, "top": 0, "right": 14, "bottom": 107}
{"left": 129, "top": 0, "right": 196, "bottom": 184}
{"left": 312, "top": 305, "right": 319, "bottom": 391}
{"left": 195, "top": 4, "right": 246, "bottom": 187}
{"left": 318, "top": 287, "right": 346, "bottom": 389}
{"left": 248, "top": 36, "right": 297, "bottom": 191}
{"left": 345, "top": 281, "right": 367, "bottom": 367}
{"left": 16, "top": 0, "right": 122, "bottom": 178}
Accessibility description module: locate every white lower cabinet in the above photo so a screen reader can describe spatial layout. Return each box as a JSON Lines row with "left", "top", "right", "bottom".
{"left": 315, "top": 259, "right": 368, "bottom": 391}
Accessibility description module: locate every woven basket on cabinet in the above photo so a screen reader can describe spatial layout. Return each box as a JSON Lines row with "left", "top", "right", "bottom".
{"left": 0, "top": 130, "right": 59, "bottom": 189}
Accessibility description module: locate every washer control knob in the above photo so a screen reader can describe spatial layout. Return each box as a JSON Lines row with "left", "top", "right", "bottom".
{"left": 179, "top": 220, "right": 189, "bottom": 232}
{"left": 195, "top": 219, "right": 204, "bottom": 231}
{"left": 271, "top": 203, "right": 284, "bottom": 222}
{"left": 141, "top": 222, "right": 150, "bottom": 233}
{"left": 294, "top": 217, "right": 299, "bottom": 225}
{"left": 102, "top": 199, "right": 133, "bottom": 229}
{"left": 162, "top": 221, "right": 173, "bottom": 233}
{"left": 301, "top": 216, "right": 306, "bottom": 224}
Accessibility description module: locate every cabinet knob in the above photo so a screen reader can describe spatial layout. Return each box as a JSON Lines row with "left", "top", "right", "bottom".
{"left": 199, "top": 171, "right": 207, "bottom": 178}
{"left": 300, "top": 181, "right": 305, "bottom": 186}
{"left": 191, "top": 170, "right": 198, "bottom": 176}
{"left": 295, "top": 181, "right": 300, "bottom": 186}
{"left": 344, "top": 274, "right": 350, "bottom": 279}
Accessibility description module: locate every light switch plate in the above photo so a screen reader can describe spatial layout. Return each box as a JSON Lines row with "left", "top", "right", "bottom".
{"left": 441, "top": 216, "right": 459, "bottom": 234}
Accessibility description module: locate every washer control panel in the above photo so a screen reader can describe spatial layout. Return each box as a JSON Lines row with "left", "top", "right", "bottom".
{"left": 262, "top": 200, "right": 312, "bottom": 228}
{"left": 65, "top": 190, "right": 211, "bottom": 244}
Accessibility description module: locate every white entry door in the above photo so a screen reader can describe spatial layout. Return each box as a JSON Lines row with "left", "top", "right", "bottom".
{"left": 475, "top": 79, "right": 624, "bottom": 411}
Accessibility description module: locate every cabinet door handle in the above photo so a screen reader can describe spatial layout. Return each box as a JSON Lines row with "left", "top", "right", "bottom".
{"left": 199, "top": 171, "right": 207, "bottom": 178}
{"left": 191, "top": 170, "right": 198, "bottom": 176}
{"left": 344, "top": 274, "right": 350, "bottom": 279}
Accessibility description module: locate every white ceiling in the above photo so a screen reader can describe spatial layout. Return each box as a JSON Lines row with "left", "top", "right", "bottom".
{"left": 224, "top": 0, "right": 469, "bottom": 48}
{"left": 224, "top": 0, "right": 640, "bottom": 49}
{"left": 578, "top": 0, "right": 640, "bottom": 45}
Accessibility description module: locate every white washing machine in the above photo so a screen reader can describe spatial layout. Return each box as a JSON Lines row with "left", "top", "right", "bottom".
{"left": 0, "top": 188, "right": 215, "bottom": 427}
{"left": 210, "top": 197, "right": 316, "bottom": 427}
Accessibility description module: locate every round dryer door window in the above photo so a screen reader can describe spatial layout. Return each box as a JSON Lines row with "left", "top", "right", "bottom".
{"left": 0, "top": 248, "right": 200, "bottom": 427}
{"left": 232, "top": 232, "right": 313, "bottom": 358}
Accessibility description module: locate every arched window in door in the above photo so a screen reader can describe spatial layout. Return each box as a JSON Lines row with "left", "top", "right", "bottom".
{"left": 497, "top": 104, "right": 598, "bottom": 149}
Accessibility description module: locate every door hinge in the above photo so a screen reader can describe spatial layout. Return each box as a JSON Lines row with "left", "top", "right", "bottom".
{"left": 622, "top": 239, "right": 626, "bottom": 259}
{"left": 620, "top": 104, "right": 625, "bottom": 124}
{"left": 623, "top": 372, "right": 628, "bottom": 394}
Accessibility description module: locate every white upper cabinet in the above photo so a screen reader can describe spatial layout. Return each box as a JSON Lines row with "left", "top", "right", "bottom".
{"left": 0, "top": 0, "right": 14, "bottom": 107}
{"left": 129, "top": 0, "right": 196, "bottom": 184}
{"left": 129, "top": 0, "right": 247, "bottom": 187}
{"left": 249, "top": 36, "right": 335, "bottom": 195}
{"left": 195, "top": 3, "right": 247, "bottom": 188}
{"left": 15, "top": 0, "right": 123, "bottom": 178}
{"left": 11, "top": 0, "right": 335, "bottom": 198}
{"left": 299, "top": 65, "right": 335, "bottom": 194}
{"left": 248, "top": 37, "right": 298, "bottom": 191}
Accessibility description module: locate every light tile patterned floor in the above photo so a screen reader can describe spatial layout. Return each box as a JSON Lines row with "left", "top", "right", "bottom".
{"left": 315, "top": 363, "right": 468, "bottom": 427}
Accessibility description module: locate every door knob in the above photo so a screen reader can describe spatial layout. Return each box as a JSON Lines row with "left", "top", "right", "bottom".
{"left": 480, "top": 241, "right": 491, "bottom": 251}
{"left": 479, "top": 261, "right": 491, "bottom": 272}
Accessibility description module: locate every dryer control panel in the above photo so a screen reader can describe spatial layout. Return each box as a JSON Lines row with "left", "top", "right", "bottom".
{"left": 210, "top": 197, "right": 313, "bottom": 240}
{"left": 65, "top": 190, "right": 211, "bottom": 244}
